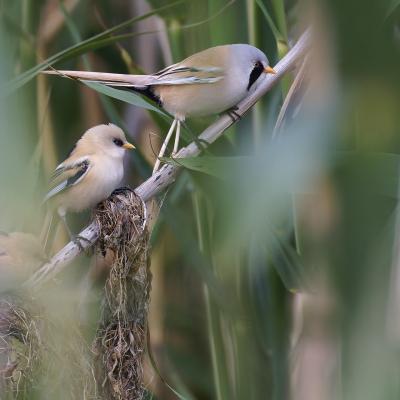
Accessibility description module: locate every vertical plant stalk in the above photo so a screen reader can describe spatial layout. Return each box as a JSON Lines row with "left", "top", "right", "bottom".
{"left": 272, "top": 56, "right": 308, "bottom": 138}
{"left": 203, "top": 285, "right": 230, "bottom": 400}
{"left": 271, "top": 0, "right": 288, "bottom": 41}
{"left": 36, "top": 74, "right": 57, "bottom": 174}
{"left": 37, "top": 0, "right": 81, "bottom": 174}
{"left": 20, "top": 0, "right": 34, "bottom": 70}
{"left": 272, "top": 56, "right": 309, "bottom": 268}
{"left": 246, "top": 0, "right": 262, "bottom": 147}
{"left": 387, "top": 196, "right": 400, "bottom": 342}
{"left": 155, "top": 17, "right": 173, "bottom": 66}
{"left": 193, "top": 193, "right": 233, "bottom": 400}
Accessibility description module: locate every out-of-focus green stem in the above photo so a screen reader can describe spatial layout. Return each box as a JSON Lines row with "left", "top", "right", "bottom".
{"left": 192, "top": 193, "right": 232, "bottom": 400}
{"left": 20, "top": 0, "right": 34, "bottom": 69}
{"left": 203, "top": 285, "right": 226, "bottom": 400}
{"left": 208, "top": 0, "right": 235, "bottom": 44}
{"left": 246, "top": 0, "right": 262, "bottom": 148}
{"left": 168, "top": 18, "right": 183, "bottom": 62}
{"left": 246, "top": 0, "right": 257, "bottom": 45}
{"left": 271, "top": 0, "right": 287, "bottom": 41}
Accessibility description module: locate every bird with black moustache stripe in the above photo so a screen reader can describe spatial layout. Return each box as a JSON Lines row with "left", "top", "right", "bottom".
{"left": 43, "top": 44, "right": 276, "bottom": 173}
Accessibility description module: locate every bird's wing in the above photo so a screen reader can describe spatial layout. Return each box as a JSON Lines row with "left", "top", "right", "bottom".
{"left": 42, "top": 65, "right": 224, "bottom": 87}
{"left": 152, "top": 64, "right": 225, "bottom": 85}
{"left": 44, "top": 157, "right": 91, "bottom": 202}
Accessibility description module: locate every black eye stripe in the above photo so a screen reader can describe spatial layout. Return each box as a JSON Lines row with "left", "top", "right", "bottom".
{"left": 247, "top": 61, "right": 264, "bottom": 90}
{"left": 113, "top": 138, "right": 124, "bottom": 147}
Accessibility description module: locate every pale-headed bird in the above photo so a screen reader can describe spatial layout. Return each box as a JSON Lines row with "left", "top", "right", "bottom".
{"left": 43, "top": 44, "right": 276, "bottom": 173}
{"left": 0, "top": 231, "right": 46, "bottom": 289}
{"left": 41, "top": 123, "right": 135, "bottom": 246}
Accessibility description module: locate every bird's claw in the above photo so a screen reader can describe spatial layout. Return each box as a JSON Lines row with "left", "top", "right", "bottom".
{"left": 226, "top": 107, "right": 242, "bottom": 123}
{"left": 73, "top": 235, "right": 92, "bottom": 252}
{"left": 111, "top": 186, "right": 134, "bottom": 196}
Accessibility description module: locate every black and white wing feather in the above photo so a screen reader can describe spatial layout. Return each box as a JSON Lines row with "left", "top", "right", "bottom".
{"left": 44, "top": 157, "right": 91, "bottom": 202}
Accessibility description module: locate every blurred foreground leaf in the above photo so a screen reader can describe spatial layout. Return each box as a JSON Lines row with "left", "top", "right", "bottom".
{"left": 164, "top": 155, "right": 250, "bottom": 181}
{"left": 387, "top": 0, "right": 400, "bottom": 16}
{"left": 167, "top": 151, "right": 400, "bottom": 199}
{"left": 267, "top": 231, "right": 308, "bottom": 292}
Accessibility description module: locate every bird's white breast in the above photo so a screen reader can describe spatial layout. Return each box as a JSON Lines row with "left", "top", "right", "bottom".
{"left": 62, "top": 155, "right": 124, "bottom": 213}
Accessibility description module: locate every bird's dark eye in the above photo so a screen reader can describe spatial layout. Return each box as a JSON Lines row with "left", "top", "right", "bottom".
{"left": 247, "top": 61, "right": 264, "bottom": 91}
{"left": 113, "top": 138, "right": 124, "bottom": 147}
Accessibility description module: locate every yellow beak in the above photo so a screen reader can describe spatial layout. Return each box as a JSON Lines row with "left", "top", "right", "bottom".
{"left": 122, "top": 142, "right": 135, "bottom": 150}
{"left": 264, "top": 66, "right": 277, "bottom": 74}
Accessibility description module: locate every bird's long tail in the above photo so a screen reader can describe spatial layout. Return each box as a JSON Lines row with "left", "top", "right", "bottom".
{"left": 42, "top": 69, "right": 153, "bottom": 88}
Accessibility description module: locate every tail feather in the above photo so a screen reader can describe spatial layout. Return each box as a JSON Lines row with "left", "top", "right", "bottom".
{"left": 42, "top": 69, "right": 153, "bottom": 88}
{"left": 42, "top": 68, "right": 224, "bottom": 88}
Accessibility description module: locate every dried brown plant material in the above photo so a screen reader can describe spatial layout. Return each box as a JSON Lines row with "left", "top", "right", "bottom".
{"left": 0, "top": 296, "right": 41, "bottom": 397}
{"left": 93, "top": 189, "right": 150, "bottom": 400}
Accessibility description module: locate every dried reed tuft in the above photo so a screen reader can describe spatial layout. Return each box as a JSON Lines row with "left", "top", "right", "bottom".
{"left": 93, "top": 188, "right": 150, "bottom": 400}
{"left": 0, "top": 295, "right": 41, "bottom": 398}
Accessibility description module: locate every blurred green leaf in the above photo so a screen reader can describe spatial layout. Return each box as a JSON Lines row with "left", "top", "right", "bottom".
{"left": 255, "top": 0, "right": 284, "bottom": 42}
{"left": 270, "top": 0, "right": 287, "bottom": 40}
{"left": 387, "top": 0, "right": 400, "bottom": 16}
{"left": 267, "top": 231, "right": 308, "bottom": 292}
{"left": 192, "top": 191, "right": 235, "bottom": 400}
{"left": 83, "top": 81, "right": 168, "bottom": 116}
{"left": 337, "top": 152, "right": 400, "bottom": 199}
{"left": 247, "top": 234, "right": 290, "bottom": 399}
{"left": 203, "top": 285, "right": 234, "bottom": 400}
{"left": 1, "top": 11, "right": 34, "bottom": 46}
{"left": 148, "top": 0, "right": 235, "bottom": 24}
{"left": 164, "top": 155, "right": 250, "bottom": 180}
{"left": 168, "top": 151, "right": 400, "bottom": 199}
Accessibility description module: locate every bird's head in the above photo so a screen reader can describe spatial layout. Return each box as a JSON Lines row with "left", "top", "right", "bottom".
{"left": 231, "top": 44, "right": 276, "bottom": 92}
{"left": 80, "top": 123, "right": 135, "bottom": 159}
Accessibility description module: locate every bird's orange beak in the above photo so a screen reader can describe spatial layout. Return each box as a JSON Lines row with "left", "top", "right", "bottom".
{"left": 264, "top": 66, "right": 277, "bottom": 74}
{"left": 122, "top": 142, "right": 135, "bottom": 150}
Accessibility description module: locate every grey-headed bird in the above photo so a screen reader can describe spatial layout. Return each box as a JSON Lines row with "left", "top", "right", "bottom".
{"left": 41, "top": 123, "right": 135, "bottom": 248}
{"left": 43, "top": 44, "right": 276, "bottom": 173}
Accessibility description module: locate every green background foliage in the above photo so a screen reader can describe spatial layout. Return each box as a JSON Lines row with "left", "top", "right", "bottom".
{"left": 1, "top": 0, "right": 400, "bottom": 399}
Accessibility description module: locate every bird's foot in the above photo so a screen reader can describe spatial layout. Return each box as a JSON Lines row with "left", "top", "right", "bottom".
{"left": 197, "top": 138, "right": 210, "bottom": 147}
{"left": 111, "top": 186, "right": 134, "bottom": 196}
{"left": 153, "top": 160, "right": 167, "bottom": 174}
{"left": 72, "top": 235, "right": 92, "bottom": 252}
{"left": 226, "top": 106, "right": 242, "bottom": 123}
{"left": 153, "top": 158, "right": 169, "bottom": 174}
